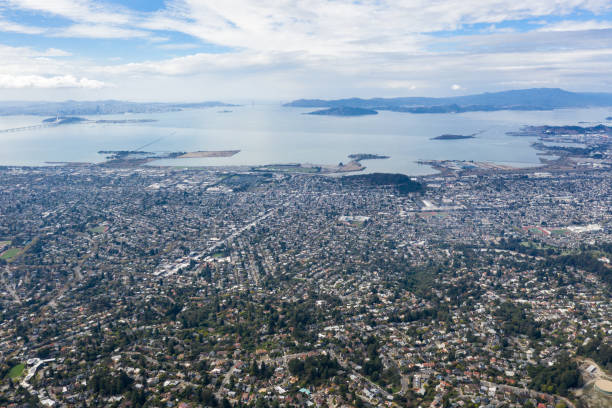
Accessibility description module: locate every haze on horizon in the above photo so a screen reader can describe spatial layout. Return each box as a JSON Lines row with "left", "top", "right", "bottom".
{"left": 1, "top": 0, "right": 612, "bottom": 102}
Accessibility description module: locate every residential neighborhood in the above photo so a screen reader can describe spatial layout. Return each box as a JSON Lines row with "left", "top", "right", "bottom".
{"left": 0, "top": 164, "right": 611, "bottom": 407}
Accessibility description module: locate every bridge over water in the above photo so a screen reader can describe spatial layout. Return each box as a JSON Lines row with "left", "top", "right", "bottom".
{"left": 0, "top": 123, "right": 58, "bottom": 133}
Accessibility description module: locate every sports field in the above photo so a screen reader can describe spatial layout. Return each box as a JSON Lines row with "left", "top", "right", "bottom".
{"left": 5, "top": 363, "right": 24, "bottom": 379}
{"left": 0, "top": 248, "right": 21, "bottom": 260}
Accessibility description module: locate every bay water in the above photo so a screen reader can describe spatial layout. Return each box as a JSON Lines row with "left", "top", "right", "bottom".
{"left": 0, "top": 103, "right": 610, "bottom": 175}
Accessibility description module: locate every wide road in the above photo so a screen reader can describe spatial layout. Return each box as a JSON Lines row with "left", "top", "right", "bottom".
{"left": 158, "top": 201, "right": 289, "bottom": 276}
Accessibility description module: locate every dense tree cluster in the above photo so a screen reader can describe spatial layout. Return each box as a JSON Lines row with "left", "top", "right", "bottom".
{"left": 359, "top": 336, "right": 401, "bottom": 389}
{"left": 528, "top": 355, "right": 582, "bottom": 396}
{"left": 342, "top": 173, "right": 425, "bottom": 194}
{"left": 578, "top": 334, "right": 612, "bottom": 371}
{"left": 288, "top": 355, "right": 340, "bottom": 386}
{"left": 90, "top": 368, "right": 134, "bottom": 396}
{"left": 553, "top": 252, "right": 612, "bottom": 289}
{"left": 495, "top": 302, "right": 542, "bottom": 339}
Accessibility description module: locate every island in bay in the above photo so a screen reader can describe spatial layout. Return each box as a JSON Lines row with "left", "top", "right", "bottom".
{"left": 431, "top": 134, "right": 476, "bottom": 140}
{"left": 347, "top": 153, "right": 390, "bottom": 160}
{"left": 306, "top": 107, "right": 378, "bottom": 116}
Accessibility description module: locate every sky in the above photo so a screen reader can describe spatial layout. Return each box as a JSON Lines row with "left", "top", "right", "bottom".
{"left": 0, "top": 0, "right": 612, "bottom": 102}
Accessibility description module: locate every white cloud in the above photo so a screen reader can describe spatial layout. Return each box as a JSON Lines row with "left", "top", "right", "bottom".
{"left": 0, "top": 18, "right": 45, "bottom": 34}
{"left": 6, "top": 0, "right": 131, "bottom": 25}
{"left": 142, "top": 0, "right": 612, "bottom": 55}
{"left": 53, "top": 24, "right": 150, "bottom": 39}
{"left": 156, "top": 43, "right": 201, "bottom": 50}
{"left": 2, "top": 0, "right": 612, "bottom": 99}
{"left": 451, "top": 84, "right": 464, "bottom": 90}
{"left": 382, "top": 80, "right": 418, "bottom": 90}
{"left": 7, "top": 0, "right": 612, "bottom": 52}
{"left": 0, "top": 44, "right": 72, "bottom": 59}
{"left": 42, "top": 48, "right": 72, "bottom": 57}
{"left": 539, "top": 20, "right": 612, "bottom": 32}
{"left": 0, "top": 74, "right": 107, "bottom": 89}
{"left": 96, "top": 51, "right": 293, "bottom": 76}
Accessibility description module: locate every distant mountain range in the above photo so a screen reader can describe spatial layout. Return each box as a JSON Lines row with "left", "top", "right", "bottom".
{"left": 285, "top": 88, "right": 612, "bottom": 115}
{"left": 0, "top": 100, "right": 236, "bottom": 116}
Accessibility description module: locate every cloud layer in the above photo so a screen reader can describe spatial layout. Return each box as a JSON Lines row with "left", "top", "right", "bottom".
{"left": 0, "top": 0, "right": 611, "bottom": 99}
{"left": 0, "top": 74, "right": 106, "bottom": 89}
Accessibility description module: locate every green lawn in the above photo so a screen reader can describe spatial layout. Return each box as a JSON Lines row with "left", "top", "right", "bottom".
{"left": 89, "top": 225, "right": 107, "bottom": 234}
{"left": 0, "top": 248, "right": 21, "bottom": 260}
{"left": 5, "top": 363, "right": 25, "bottom": 379}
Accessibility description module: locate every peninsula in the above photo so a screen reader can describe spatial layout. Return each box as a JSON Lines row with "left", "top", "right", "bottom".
{"left": 97, "top": 149, "right": 241, "bottom": 166}
{"left": 178, "top": 150, "right": 240, "bottom": 158}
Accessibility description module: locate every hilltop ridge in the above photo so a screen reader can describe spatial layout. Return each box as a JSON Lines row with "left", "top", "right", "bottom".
{"left": 285, "top": 88, "right": 612, "bottom": 114}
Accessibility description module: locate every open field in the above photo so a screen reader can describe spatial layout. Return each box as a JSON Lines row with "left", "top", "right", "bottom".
{"left": 0, "top": 248, "right": 21, "bottom": 260}
{"left": 5, "top": 363, "right": 24, "bottom": 379}
{"left": 89, "top": 225, "right": 108, "bottom": 234}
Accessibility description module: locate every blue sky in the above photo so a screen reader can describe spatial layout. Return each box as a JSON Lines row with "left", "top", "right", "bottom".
{"left": 0, "top": 0, "right": 612, "bottom": 101}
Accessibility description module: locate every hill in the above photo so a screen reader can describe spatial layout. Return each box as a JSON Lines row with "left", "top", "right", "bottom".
{"left": 342, "top": 173, "right": 424, "bottom": 194}
{"left": 285, "top": 88, "right": 612, "bottom": 114}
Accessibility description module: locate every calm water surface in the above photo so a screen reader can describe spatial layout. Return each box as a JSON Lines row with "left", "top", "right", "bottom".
{"left": 1, "top": 104, "right": 610, "bottom": 175}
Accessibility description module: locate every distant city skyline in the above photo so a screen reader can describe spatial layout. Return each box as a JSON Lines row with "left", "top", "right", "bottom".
{"left": 0, "top": 0, "right": 612, "bottom": 101}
